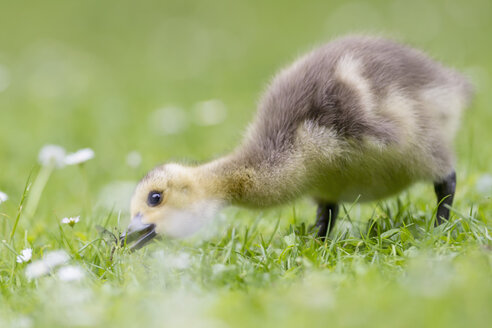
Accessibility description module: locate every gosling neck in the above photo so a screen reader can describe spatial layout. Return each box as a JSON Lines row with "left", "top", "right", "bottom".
{"left": 193, "top": 151, "right": 310, "bottom": 208}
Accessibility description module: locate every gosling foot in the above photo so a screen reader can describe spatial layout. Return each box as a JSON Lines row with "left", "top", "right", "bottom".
{"left": 314, "top": 201, "right": 339, "bottom": 239}
{"left": 433, "top": 170, "right": 456, "bottom": 226}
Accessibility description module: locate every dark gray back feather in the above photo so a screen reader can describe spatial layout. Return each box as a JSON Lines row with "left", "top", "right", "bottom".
{"left": 241, "top": 36, "right": 472, "bottom": 165}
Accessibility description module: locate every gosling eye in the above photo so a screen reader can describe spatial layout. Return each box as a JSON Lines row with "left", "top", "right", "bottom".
{"left": 147, "top": 191, "right": 163, "bottom": 207}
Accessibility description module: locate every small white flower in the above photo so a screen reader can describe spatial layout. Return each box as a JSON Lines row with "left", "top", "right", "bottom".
{"left": 0, "top": 191, "right": 8, "bottom": 204}
{"left": 212, "top": 263, "right": 228, "bottom": 276}
{"left": 38, "top": 144, "right": 66, "bottom": 168}
{"left": 24, "top": 250, "right": 70, "bottom": 280}
{"left": 126, "top": 151, "right": 142, "bottom": 168}
{"left": 168, "top": 252, "right": 191, "bottom": 270}
{"left": 64, "top": 148, "right": 94, "bottom": 165}
{"left": 16, "top": 248, "right": 32, "bottom": 263}
{"left": 476, "top": 173, "right": 492, "bottom": 194}
{"left": 11, "top": 315, "right": 33, "bottom": 328}
{"left": 61, "top": 216, "right": 80, "bottom": 227}
{"left": 25, "top": 261, "right": 49, "bottom": 279}
{"left": 193, "top": 99, "right": 227, "bottom": 126}
{"left": 57, "top": 265, "right": 85, "bottom": 282}
{"left": 149, "top": 106, "right": 188, "bottom": 135}
{"left": 283, "top": 233, "right": 297, "bottom": 246}
{"left": 98, "top": 180, "right": 137, "bottom": 211}
{"left": 43, "top": 250, "right": 69, "bottom": 268}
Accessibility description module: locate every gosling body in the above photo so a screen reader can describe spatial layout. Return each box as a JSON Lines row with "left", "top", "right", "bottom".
{"left": 125, "top": 36, "right": 472, "bottom": 246}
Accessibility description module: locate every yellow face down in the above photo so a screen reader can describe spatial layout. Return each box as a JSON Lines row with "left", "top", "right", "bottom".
{"left": 124, "top": 164, "right": 223, "bottom": 249}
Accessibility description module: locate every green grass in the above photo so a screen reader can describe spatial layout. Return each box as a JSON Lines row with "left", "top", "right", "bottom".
{"left": 1, "top": 0, "right": 491, "bottom": 327}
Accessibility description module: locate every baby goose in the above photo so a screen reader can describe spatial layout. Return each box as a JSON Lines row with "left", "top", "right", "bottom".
{"left": 124, "top": 35, "right": 473, "bottom": 249}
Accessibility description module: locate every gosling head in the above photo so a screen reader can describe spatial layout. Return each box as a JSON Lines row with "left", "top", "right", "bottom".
{"left": 122, "top": 163, "right": 223, "bottom": 250}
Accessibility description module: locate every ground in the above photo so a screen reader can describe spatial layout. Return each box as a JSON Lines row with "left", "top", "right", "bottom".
{"left": 0, "top": 0, "right": 491, "bottom": 327}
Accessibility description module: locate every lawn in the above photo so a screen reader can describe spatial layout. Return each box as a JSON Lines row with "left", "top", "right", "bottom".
{"left": 0, "top": 0, "right": 491, "bottom": 327}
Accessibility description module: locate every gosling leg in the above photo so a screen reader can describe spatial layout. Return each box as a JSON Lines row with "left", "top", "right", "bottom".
{"left": 314, "top": 202, "right": 339, "bottom": 238}
{"left": 433, "top": 171, "right": 456, "bottom": 226}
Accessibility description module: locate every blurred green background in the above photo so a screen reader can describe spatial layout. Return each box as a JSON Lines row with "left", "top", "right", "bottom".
{"left": 0, "top": 0, "right": 491, "bottom": 327}
{"left": 1, "top": 0, "right": 491, "bottom": 214}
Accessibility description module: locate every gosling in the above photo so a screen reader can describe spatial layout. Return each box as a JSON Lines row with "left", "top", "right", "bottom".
{"left": 123, "top": 35, "right": 473, "bottom": 249}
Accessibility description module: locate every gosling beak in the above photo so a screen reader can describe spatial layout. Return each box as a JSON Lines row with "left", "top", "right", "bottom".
{"left": 120, "top": 214, "right": 157, "bottom": 251}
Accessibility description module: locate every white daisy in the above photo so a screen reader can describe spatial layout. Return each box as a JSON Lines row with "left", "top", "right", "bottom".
{"left": 476, "top": 173, "right": 492, "bottom": 194}
{"left": 25, "top": 250, "right": 70, "bottom": 280}
{"left": 97, "top": 181, "right": 137, "bottom": 211}
{"left": 193, "top": 99, "right": 227, "bottom": 126}
{"left": 126, "top": 151, "right": 142, "bottom": 168}
{"left": 64, "top": 148, "right": 94, "bottom": 165}
{"left": 168, "top": 252, "right": 191, "bottom": 270}
{"left": 57, "top": 265, "right": 85, "bottom": 282}
{"left": 149, "top": 106, "right": 188, "bottom": 135}
{"left": 16, "top": 248, "right": 32, "bottom": 263}
{"left": 61, "top": 216, "right": 80, "bottom": 227}
{"left": 0, "top": 191, "right": 8, "bottom": 204}
{"left": 38, "top": 144, "right": 67, "bottom": 168}
{"left": 43, "top": 250, "right": 69, "bottom": 268}
{"left": 212, "top": 263, "right": 228, "bottom": 276}
{"left": 25, "top": 261, "right": 49, "bottom": 279}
